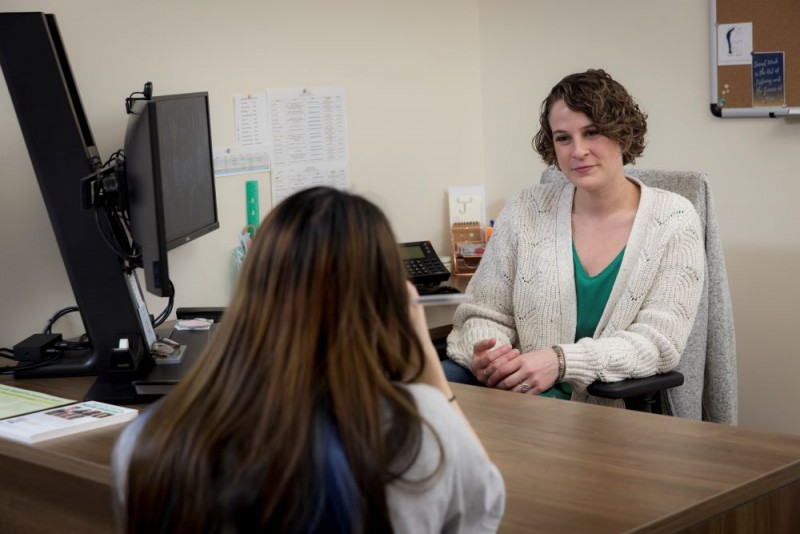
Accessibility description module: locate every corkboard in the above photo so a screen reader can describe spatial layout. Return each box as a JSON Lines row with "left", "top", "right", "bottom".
{"left": 711, "top": 0, "right": 800, "bottom": 117}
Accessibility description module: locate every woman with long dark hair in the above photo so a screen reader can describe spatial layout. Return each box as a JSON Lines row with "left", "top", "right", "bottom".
{"left": 112, "top": 186, "right": 505, "bottom": 533}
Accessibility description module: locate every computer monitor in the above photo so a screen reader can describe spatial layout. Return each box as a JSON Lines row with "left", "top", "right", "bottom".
{"left": 124, "top": 93, "right": 219, "bottom": 298}
{"left": 0, "top": 12, "right": 219, "bottom": 403}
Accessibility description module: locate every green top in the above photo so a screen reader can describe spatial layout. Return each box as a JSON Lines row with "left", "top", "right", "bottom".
{"left": 573, "top": 243, "right": 625, "bottom": 341}
{"left": 539, "top": 243, "right": 625, "bottom": 400}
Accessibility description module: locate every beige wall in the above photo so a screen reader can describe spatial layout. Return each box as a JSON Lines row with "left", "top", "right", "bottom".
{"left": 0, "top": 0, "right": 483, "bottom": 339}
{"left": 1, "top": 1, "right": 798, "bottom": 435}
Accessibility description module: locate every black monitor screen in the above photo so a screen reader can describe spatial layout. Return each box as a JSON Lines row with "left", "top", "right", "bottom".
{"left": 125, "top": 93, "right": 219, "bottom": 296}
{"left": 2, "top": 12, "right": 218, "bottom": 399}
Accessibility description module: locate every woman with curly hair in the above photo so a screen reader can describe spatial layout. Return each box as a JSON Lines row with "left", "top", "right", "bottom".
{"left": 111, "top": 186, "right": 505, "bottom": 533}
{"left": 444, "top": 69, "right": 705, "bottom": 407}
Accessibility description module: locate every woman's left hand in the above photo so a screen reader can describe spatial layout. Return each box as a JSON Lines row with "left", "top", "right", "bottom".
{"left": 484, "top": 347, "right": 560, "bottom": 394}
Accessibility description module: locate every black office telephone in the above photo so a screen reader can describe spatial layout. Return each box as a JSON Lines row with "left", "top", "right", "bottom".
{"left": 399, "top": 241, "right": 451, "bottom": 286}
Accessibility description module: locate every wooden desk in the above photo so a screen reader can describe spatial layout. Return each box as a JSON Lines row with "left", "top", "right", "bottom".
{"left": 1, "top": 377, "right": 799, "bottom": 533}
{"left": 455, "top": 384, "right": 800, "bottom": 533}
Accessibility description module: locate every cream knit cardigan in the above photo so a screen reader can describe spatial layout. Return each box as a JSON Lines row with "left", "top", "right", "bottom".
{"left": 446, "top": 177, "right": 706, "bottom": 405}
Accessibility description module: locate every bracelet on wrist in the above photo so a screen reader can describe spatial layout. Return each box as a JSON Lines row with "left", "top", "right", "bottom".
{"left": 552, "top": 345, "right": 566, "bottom": 383}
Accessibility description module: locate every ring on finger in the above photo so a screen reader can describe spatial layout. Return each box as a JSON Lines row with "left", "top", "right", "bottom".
{"left": 519, "top": 383, "right": 532, "bottom": 393}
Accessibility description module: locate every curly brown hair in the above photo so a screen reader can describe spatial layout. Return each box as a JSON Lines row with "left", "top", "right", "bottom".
{"left": 532, "top": 69, "right": 648, "bottom": 166}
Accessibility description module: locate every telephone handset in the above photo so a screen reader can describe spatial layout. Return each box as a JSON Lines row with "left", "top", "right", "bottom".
{"left": 399, "top": 241, "right": 451, "bottom": 286}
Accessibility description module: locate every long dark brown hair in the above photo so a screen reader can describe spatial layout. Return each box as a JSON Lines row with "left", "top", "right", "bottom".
{"left": 532, "top": 68, "right": 648, "bottom": 166}
{"left": 124, "top": 187, "right": 435, "bottom": 533}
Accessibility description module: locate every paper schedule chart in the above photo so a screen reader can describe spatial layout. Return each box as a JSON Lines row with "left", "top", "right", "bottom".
{"left": 268, "top": 86, "right": 350, "bottom": 207}
{"left": 268, "top": 87, "right": 348, "bottom": 166}
{"left": 271, "top": 162, "right": 349, "bottom": 207}
{"left": 216, "top": 86, "right": 350, "bottom": 207}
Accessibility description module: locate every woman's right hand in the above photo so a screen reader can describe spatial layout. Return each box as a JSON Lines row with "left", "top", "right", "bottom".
{"left": 470, "top": 339, "right": 520, "bottom": 387}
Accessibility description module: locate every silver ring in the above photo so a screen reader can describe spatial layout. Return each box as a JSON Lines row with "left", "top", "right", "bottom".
{"left": 519, "top": 383, "right": 532, "bottom": 393}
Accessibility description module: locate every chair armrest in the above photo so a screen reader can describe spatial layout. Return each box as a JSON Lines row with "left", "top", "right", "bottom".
{"left": 587, "top": 372, "right": 684, "bottom": 399}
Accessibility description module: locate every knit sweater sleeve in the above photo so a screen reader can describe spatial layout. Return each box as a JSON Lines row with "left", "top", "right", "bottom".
{"left": 562, "top": 193, "right": 706, "bottom": 391}
{"left": 445, "top": 194, "right": 524, "bottom": 369}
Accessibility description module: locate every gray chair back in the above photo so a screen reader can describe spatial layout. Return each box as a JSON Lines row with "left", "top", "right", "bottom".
{"left": 541, "top": 167, "right": 738, "bottom": 424}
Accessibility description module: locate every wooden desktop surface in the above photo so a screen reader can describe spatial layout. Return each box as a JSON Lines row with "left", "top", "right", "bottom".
{"left": 1, "top": 375, "right": 799, "bottom": 533}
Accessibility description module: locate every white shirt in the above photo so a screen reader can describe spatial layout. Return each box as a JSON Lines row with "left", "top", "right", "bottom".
{"left": 111, "top": 383, "right": 505, "bottom": 533}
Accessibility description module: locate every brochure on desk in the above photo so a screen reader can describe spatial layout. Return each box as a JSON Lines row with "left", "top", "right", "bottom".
{"left": 0, "top": 400, "right": 138, "bottom": 444}
{"left": 0, "top": 384, "right": 75, "bottom": 420}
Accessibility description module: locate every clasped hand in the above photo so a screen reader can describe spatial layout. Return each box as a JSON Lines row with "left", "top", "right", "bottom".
{"left": 470, "top": 339, "right": 559, "bottom": 394}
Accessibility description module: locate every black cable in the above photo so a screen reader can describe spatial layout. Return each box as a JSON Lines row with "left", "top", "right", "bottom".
{"left": 87, "top": 150, "right": 141, "bottom": 267}
{"left": 107, "top": 206, "right": 140, "bottom": 265}
{"left": 106, "top": 206, "right": 136, "bottom": 259}
{"left": 43, "top": 305, "right": 80, "bottom": 334}
{"left": 42, "top": 308, "right": 91, "bottom": 351}
{"left": 94, "top": 208, "right": 135, "bottom": 263}
{"left": 0, "top": 347, "right": 14, "bottom": 359}
{"left": 106, "top": 202, "right": 140, "bottom": 266}
{"left": 101, "top": 149, "right": 125, "bottom": 169}
{"left": 152, "top": 280, "right": 175, "bottom": 327}
{"left": 0, "top": 354, "right": 64, "bottom": 375}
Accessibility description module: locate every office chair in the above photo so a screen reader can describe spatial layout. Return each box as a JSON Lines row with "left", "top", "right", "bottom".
{"left": 539, "top": 167, "right": 738, "bottom": 423}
